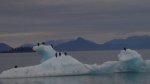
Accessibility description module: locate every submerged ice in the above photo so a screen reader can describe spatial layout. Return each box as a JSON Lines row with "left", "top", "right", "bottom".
{"left": 0, "top": 45, "right": 150, "bottom": 78}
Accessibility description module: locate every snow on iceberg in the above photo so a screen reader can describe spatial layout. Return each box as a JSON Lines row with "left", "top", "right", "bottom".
{"left": 33, "top": 45, "right": 56, "bottom": 63}
{"left": 0, "top": 45, "right": 150, "bottom": 78}
{"left": 0, "top": 55, "right": 90, "bottom": 78}
{"left": 114, "top": 49, "right": 146, "bottom": 72}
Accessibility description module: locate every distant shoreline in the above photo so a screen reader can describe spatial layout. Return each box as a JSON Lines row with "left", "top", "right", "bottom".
{"left": 0, "top": 51, "right": 35, "bottom": 54}
{"left": 1, "top": 48, "right": 150, "bottom": 54}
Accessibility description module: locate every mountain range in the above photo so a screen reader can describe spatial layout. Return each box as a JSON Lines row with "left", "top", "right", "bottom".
{"left": 0, "top": 43, "right": 12, "bottom": 52}
{"left": 1, "top": 35, "right": 150, "bottom": 52}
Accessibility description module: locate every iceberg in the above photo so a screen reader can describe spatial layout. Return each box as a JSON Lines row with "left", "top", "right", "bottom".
{"left": 0, "top": 45, "right": 150, "bottom": 78}
{"left": 33, "top": 45, "right": 56, "bottom": 63}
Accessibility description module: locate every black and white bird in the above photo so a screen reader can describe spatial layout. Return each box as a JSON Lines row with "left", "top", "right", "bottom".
{"left": 124, "top": 47, "right": 126, "bottom": 51}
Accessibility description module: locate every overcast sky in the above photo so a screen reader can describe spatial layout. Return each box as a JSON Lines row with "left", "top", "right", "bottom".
{"left": 0, "top": 0, "right": 150, "bottom": 47}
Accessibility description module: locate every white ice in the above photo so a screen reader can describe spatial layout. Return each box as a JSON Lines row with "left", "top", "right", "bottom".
{"left": 33, "top": 45, "right": 56, "bottom": 63}
{"left": 0, "top": 45, "right": 150, "bottom": 78}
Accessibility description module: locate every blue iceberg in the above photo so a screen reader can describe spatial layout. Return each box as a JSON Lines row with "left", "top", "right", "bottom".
{"left": 0, "top": 45, "right": 150, "bottom": 78}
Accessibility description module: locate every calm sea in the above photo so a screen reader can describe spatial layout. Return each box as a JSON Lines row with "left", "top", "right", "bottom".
{"left": 0, "top": 50, "right": 150, "bottom": 84}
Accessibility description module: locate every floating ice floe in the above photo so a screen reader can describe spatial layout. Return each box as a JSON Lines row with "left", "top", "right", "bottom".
{"left": 0, "top": 45, "right": 150, "bottom": 78}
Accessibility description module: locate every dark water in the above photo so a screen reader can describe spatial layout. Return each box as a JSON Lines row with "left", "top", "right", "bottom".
{"left": 1, "top": 73, "right": 150, "bottom": 84}
{"left": 0, "top": 50, "right": 150, "bottom": 84}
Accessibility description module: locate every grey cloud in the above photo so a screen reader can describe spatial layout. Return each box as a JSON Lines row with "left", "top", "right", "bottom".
{"left": 0, "top": 0, "right": 150, "bottom": 46}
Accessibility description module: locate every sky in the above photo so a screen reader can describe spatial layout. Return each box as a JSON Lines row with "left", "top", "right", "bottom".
{"left": 0, "top": 0, "right": 150, "bottom": 47}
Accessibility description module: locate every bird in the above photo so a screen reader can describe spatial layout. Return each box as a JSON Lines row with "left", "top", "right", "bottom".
{"left": 42, "top": 42, "right": 45, "bottom": 45}
{"left": 59, "top": 52, "right": 61, "bottom": 56}
{"left": 124, "top": 47, "right": 126, "bottom": 51}
{"left": 55, "top": 52, "right": 58, "bottom": 58}
{"left": 64, "top": 52, "right": 67, "bottom": 56}
{"left": 14, "top": 65, "right": 18, "bottom": 68}
{"left": 37, "top": 43, "right": 40, "bottom": 46}
{"left": 51, "top": 44, "right": 53, "bottom": 48}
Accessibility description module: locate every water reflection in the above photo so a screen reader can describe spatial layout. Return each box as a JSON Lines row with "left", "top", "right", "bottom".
{"left": 0, "top": 75, "right": 113, "bottom": 84}
{"left": 113, "top": 72, "right": 150, "bottom": 84}
{"left": 0, "top": 73, "right": 150, "bottom": 84}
